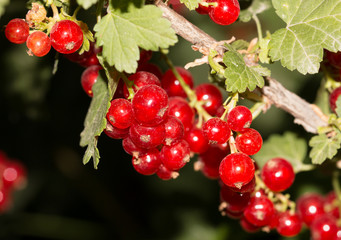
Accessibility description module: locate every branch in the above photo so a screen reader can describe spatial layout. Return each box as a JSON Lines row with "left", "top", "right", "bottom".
{"left": 155, "top": 0, "right": 328, "bottom": 133}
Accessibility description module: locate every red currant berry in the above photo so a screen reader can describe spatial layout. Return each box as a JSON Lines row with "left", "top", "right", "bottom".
{"left": 219, "top": 152, "right": 255, "bottom": 189}
{"left": 225, "top": 209, "right": 244, "bottom": 219}
{"left": 129, "top": 122, "right": 165, "bottom": 149}
{"left": 329, "top": 87, "right": 341, "bottom": 112}
{"left": 132, "top": 85, "right": 168, "bottom": 126}
{"left": 2, "top": 160, "right": 26, "bottom": 189}
{"left": 137, "top": 63, "right": 163, "bottom": 80}
{"left": 106, "top": 98, "right": 134, "bottom": 129}
{"left": 235, "top": 128, "right": 262, "bottom": 155}
{"left": 163, "top": 116, "right": 185, "bottom": 146}
{"left": 122, "top": 137, "right": 146, "bottom": 157}
{"left": 5, "top": 18, "right": 29, "bottom": 44}
{"left": 325, "top": 50, "right": 341, "bottom": 69}
{"left": 26, "top": 31, "right": 51, "bottom": 57}
{"left": 132, "top": 148, "right": 161, "bottom": 175}
{"left": 184, "top": 127, "right": 209, "bottom": 154}
{"left": 276, "top": 211, "right": 302, "bottom": 237}
{"left": 168, "top": 97, "right": 195, "bottom": 132}
{"left": 195, "top": 0, "right": 214, "bottom": 14}
{"left": 197, "top": 144, "right": 229, "bottom": 179}
{"left": 81, "top": 65, "right": 102, "bottom": 97}
{"left": 161, "top": 140, "right": 191, "bottom": 170}
{"left": 161, "top": 67, "right": 194, "bottom": 98}
{"left": 202, "top": 117, "right": 230, "bottom": 144}
{"left": 220, "top": 184, "right": 251, "bottom": 212}
{"left": 324, "top": 191, "right": 340, "bottom": 219}
{"left": 195, "top": 83, "right": 223, "bottom": 116}
{"left": 138, "top": 50, "right": 153, "bottom": 64}
{"left": 123, "top": 71, "right": 161, "bottom": 99}
{"left": 156, "top": 164, "right": 179, "bottom": 180}
{"left": 261, "top": 158, "right": 295, "bottom": 192}
{"left": 227, "top": 105, "right": 253, "bottom": 132}
{"left": 244, "top": 196, "right": 275, "bottom": 227}
{"left": 311, "top": 214, "right": 338, "bottom": 240}
{"left": 297, "top": 193, "right": 325, "bottom": 226}
{"left": 50, "top": 20, "right": 83, "bottom": 54}
{"left": 240, "top": 217, "right": 260, "bottom": 233}
{"left": 209, "top": 0, "right": 240, "bottom": 25}
{"left": 104, "top": 121, "right": 129, "bottom": 139}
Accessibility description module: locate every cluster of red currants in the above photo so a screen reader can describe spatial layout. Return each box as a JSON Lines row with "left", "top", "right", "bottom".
{"left": 195, "top": 0, "right": 240, "bottom": 25}
{"left": 5, "top": 3, "right": 84, "bottom": 57}
{"left": 0, "top": 151, "right": 26, "bottom": 213}
{"left": 296, "top": 191, "right": 341, "bottom": 240}
{"left": 220, "top": 157, "right": 301, "bottom": 237}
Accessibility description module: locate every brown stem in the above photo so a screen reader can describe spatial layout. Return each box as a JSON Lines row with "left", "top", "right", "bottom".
{"left": 155, "top": 0, "right": 328, "bottom": 133}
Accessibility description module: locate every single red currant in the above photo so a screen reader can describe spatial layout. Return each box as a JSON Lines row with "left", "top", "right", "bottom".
{"left": 197, "top": 144, "right": 229, "bottom": 179}
{"left": 81, "top": 65, "right": 102, "bottom": 97}
{"left": 161, "top": 67, "right": 194, "bottom": 98}
{"left": 161, "top": 140, "right": 191, "bottom": 170}
{"left": 297, "top": 193, "right": 325, "bottom": 226}
{"left": 261, "top": 158, "right": 295, "bottom": 192}
{"left": 324, "top": 191, "right": 340, "bottom": 219}
{"left": 137, "top": 63, "right": 163, "bottom": 80}
{"left": 235, "top": 128, "right": 262, "bottom": 155}
{"left": 168, "top": 97, "right": 195, "bottom": 132}
{"left": 184, "top": 127, "right": 209, "bottom": 154}
{"left": 244, "top": 195, "right": 275, "bottom": 227}
{"left": 5, "top": 18, "right": 30, "bottom": 44}
{"left": 311, "top": 214, "right": 338, "bottom": 240}
{"left": 276, "top": 211, "right": 302, "bottom": 237}
{"left": 227, "top": 105, "right": 253, "bottom": 132}
{"left": 329, "top": 87, "right": 341, "bottom": 112}
{"left": 106, "top": 98, "right": 134, "bottom": 129}
{"left": 240, "top": 217, "right": 260, "bottom": 233}
{"left": 156, "top": 164, "right": 179, "bottom": 180}
{"left": 220, "top": 184, "right": 251, "bottom": 212}
{"left": 219, "top": 152, "right": 255, "bottom": 189}
{"left": 50, "top": 20, "right": 83, "bottom": 54}
{"left": 209, "top": 0, "right": 240, "bottom": 25}
{"left": 129, "top": 122, "right": 165, "bottom": 149}
{"left": 195, "top": 83, "right": 223, "bottom": 116}
{"left": 26, "top": 31, "right": 51, "bottom": 57}
{"left": 132, "top": 85, "right": 168, "bottom": 126}
{"left": 132, "top": 148, "right": 161, "bottom": 175}
{"left": 325, "top": 50, "right": 341, "bottom": 69}
{"left": 104, "top": 121, "right": 129, "bottom": 139}
{"left": 163, "top": 116, "right": 185, "bottom": 146}
{"left": 123, "top": 71, "right": 161, "bottom": 99}
{"left": 202, "top": 117, "right": 230, "bottom": 144}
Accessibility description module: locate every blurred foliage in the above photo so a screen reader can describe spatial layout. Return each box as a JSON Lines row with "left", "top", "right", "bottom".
{"left": 0, "top": 1, "right": 334, "bottom": 240}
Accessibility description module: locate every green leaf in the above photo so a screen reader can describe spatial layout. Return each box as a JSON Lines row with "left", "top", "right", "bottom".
{"left": 0, "top": 0, "right": 9, "bottom": 18}
{"left": 269, "top": 0, "right": 341, "bottom": 74}
{"left": 336, "top": 95, "right": 341, "bottom": 118}
{"left": 239, "top": 0, "right": 272, "bottom": 22}
{"left": 77, "top": 0, "right": 98, "bottom": 9}
{"left": 309, "top": 131, "right": 341, "bottom": 165}
{"left": 179, "top": 0, "right": 200, "bottom": 10}
{"left": 231, "top": 40, "right": 250, "bottom": 50}
{"left": 223, "top": 47, "right": 269, "bottom": 93}
{"left": 94, "top": 4, "right": 177, "bottom": 73}
{"left": 80, "top": 73, "right": 110, "bottom": 169}
{"left": 254, "top": 132, "right": 314, "bottom": 173}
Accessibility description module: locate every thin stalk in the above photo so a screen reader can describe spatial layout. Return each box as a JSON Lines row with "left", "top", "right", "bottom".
{"left": 208, "top": 49, "right": 225, "bottom": 75}
{"left": 252, "top": 15, "right": 263, "bottom": 42}
{"left": 51, "top": 3, "right": 60, "bottom": 20}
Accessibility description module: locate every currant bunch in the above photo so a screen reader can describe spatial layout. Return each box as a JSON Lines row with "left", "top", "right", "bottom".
{"left": 4, "top": 3, "right": 85, "bottom": 57}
